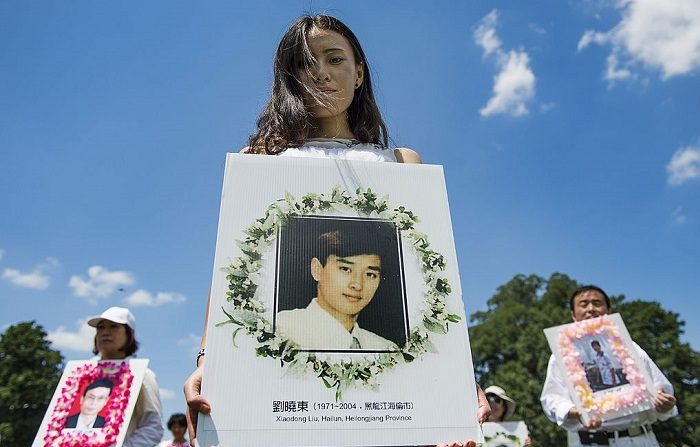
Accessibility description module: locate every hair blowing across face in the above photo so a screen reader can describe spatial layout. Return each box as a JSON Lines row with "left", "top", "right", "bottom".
{"left": 248, "top": 15, "right": 388, "bottom": 154}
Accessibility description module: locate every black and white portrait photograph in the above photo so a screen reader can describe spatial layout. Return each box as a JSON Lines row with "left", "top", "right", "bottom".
{"left": 275, "top": 216, "right": 407, "bottom": 351}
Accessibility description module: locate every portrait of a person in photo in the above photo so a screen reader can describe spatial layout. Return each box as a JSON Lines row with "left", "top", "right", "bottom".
{"left": 64, "top": 379, "right": 114, "bottom": 430}
{"left": 590, "top": 340, "right": 617, "bottom": 389}
{"left": 276, "top": 218, "right": 405, "bottom": 350}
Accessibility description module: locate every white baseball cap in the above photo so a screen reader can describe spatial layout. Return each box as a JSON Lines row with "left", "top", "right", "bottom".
{"left": 87, "top": 307, "right": 136, "bottom": 331}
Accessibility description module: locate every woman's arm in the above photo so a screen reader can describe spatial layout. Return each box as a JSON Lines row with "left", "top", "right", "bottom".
{"left": 124, "top": 369, "right": 164, "bottom": 447}
{"left": 183, "top": 292, "right": 212, "bottom": 447}
{"left": 394, "top": 147, "right": 422, "bottom": 164}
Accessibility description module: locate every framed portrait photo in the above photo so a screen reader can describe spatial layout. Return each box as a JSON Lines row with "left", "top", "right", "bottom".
{"left": 544, "top": 314, "right": 657, "bottom": 424}
{"left": 199, "top": 154, "right": 481, "bottom": 447}
{"left": 482, "top": 421, "right": 529, "bottom": 447}
{"left": 32, "top": 359, "right": 149, "bottom": 447}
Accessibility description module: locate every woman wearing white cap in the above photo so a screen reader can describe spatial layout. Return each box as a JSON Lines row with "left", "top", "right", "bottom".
{"left": 484, "top": 385, "right": 532, "bottom": 445}
{"left": 88, "top": 306, "right": 164, "bottom": 447}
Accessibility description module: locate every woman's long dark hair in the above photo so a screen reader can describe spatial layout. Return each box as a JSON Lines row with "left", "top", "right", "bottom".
{"left": 248, "top": 15, "right": 388, "bottom": 154}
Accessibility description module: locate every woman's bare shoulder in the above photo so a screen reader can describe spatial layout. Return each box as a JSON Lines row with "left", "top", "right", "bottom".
{"left": 394, "top": 147, "right": 422, "bottom": 164}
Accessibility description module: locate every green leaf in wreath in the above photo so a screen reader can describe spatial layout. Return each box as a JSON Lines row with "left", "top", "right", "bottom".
{"left": 231, "top": 327, "right": 242, "bottom": 348}
{"left": 446, "top": 313, "right": 461, "bottom": 323}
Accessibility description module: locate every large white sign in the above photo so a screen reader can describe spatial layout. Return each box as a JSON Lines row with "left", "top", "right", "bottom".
{"left": 199, "top": 154, "right": 480, "bottom": 446}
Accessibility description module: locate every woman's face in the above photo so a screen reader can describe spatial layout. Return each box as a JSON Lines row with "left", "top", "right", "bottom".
{"left": 96, "top": 320, "right": 129, "bottom": 360}
{"left": 486, "top": 394, "right": 507, "bottom": 422}
{"left": 297, "top": 27, "right": 363, "bottom": 119}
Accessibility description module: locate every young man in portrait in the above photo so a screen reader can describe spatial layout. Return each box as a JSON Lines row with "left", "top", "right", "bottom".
{"left": 276, "top": 226, "right": 397, "bottom": 350}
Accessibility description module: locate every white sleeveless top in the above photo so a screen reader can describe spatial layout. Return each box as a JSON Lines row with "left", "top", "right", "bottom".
{"left": 277, "top": 138, "right": 397, "bottom": 162}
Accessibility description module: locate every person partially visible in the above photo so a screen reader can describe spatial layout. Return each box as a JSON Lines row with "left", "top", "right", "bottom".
{"left": 590, "top": 340, "right": 617, "bottom": 389}
{"left": 64, "top": 379, "right": 114, "bottom": 429}
{"left": 484, "top": 385, "right": 532, "bottom": 446}
{"left": 158, "top": 413, "right": 188, "bottom": 447}
{"left": 88, "top": 306, "right": 164, "bottom": 447}
{"left": 540, "top": 285, "right": 678, "bottom": 446}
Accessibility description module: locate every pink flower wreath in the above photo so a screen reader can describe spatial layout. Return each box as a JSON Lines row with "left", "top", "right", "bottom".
{"left": 558, "top": 315, "right": 649, "bottom": 417}
{"left": 43, "top": 361, "right": 134, "bottom": 447}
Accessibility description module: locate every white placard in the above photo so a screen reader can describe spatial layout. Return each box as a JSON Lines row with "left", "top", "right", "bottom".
{"left": 199, "top": 154, "right": 480, "bottom": 446}
{"left": 544, "top": 314, "right": 656, "bottom": 425}
{"left": 32, "top": 358, "right": 149, "bottom": 447}
{"left": 482, "top": 421, "right": 529, "bottom": 447}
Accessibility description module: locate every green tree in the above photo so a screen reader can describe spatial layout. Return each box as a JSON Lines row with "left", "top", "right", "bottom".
{"left": 0, "top": 321, "right": 64, "bottom": 447}
{"left": 468, "top": 273, "right": 699, "bottom": 447}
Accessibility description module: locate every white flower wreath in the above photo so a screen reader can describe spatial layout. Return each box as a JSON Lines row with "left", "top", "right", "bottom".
{"left": 217, "top": 186, "right": 460, "bottom": 399}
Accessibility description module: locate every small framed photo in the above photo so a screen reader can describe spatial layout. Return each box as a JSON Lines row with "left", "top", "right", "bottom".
{"left": 482, "top": 421, "right": 529, "bottom": 447}
{"left": 544, "top": 314, "right": 656, "bottom": 424}
{"left": 32, "top": 359, "right": 149, "bottom": 447}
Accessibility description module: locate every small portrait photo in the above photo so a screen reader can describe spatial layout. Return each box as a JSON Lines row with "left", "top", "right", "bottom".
{"left": 572, "top": 336, "right": 629, "bottom": 392}
{"left": 274, "top": 215, "right": 408, "bottom": 352}
{"left": 63, "top": 379, "right": 115, "bottom": 431}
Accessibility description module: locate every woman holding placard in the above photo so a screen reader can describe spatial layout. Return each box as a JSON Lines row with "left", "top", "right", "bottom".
{"left": 89, "top": 306, "right": 164, "bottom": 447}
{"left": 183, "top": 14, "right": 488, "bottom": 447}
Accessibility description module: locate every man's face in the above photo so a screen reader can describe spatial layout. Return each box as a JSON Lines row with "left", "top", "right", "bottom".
{"left": 80, "top": 386, "right": 111, "bottom": 416}
{"left": 591, "top": 343, "right": 601, "bottom": 353}
{"left": 571, "top": 290, "right": 609, "bottom": 322}
{"left": 312, "top": 254, "right": 381, "bottom": 318}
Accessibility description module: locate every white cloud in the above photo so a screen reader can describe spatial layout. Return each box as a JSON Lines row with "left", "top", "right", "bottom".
{"left": 124, "top": 289, "right": 186, "bottom": 307}
{"left": 577, "top": 29, "right": 609, "bottom": 51}
{"left": 474, "top": 10, "right": 537, "bottom": 118}
{"left": 69, "top": 265, "right": 135, "bottom": 303}
{"left": 529, "top": 23, "right": 546, "bottom": 35}
{"left": 474, "top": 10, "right": 502, "bottom": 56}
{"left": 666, "top": 145, "right": 700, "bottom": 185}
{"left": 480, "top": 50, "right": 536, "bottom": 117}
{"left": 578, "top": 0, "right": 700, "bottom": 82}
{"left": 159, "top": 388, "right": 176, "bottom": 400}
{"left": 1, "top": 257, "right": 59, "bottom": 290}
{"left": 671, "top": 206, "right": 687, "bottom": 225}
{"left": 47, "top": 319, "right": 94, "bottom": 353}
{"left": 177, "top": 333, "right": 202, "bottom": 354}
{"left": 2, "top": 267, "right": 50, "bottom": 290}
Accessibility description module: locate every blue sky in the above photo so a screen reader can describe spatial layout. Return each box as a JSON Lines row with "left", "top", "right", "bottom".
{"left": 2, "top": 0, "right": 699, "bottom": 434}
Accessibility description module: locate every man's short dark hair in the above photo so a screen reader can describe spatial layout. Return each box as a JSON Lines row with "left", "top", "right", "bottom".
{"left": 569, "top": 285, "right": 611, "bottom": 311}
{"left": 591, "top": 340, "right": 601, "bottom": 348}
{"left": 314, "top": 222, "right": 392, "bottom": 267}
{"left": 83, "top": 379, "right": 114, "bottom": 396}
{"left": 167, "top": 413, "right": 187, "bottom": 430}
{"left": 92, "top": 324, "right": 139, "bottom": 357}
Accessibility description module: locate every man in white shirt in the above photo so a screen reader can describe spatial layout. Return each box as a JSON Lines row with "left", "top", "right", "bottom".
{"left": 276, "top": 227, "right": 396, "bottom": 350}
{"left": 540, "top": 285, "right": 678, "bottom": 446}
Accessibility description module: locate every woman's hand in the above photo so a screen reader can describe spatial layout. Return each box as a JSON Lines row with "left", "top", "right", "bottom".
{"left": 476, "top": 383, "right": 491, "bottom": 423}
{"left": 184, "top": 363, "right": 211, "bottom": 447}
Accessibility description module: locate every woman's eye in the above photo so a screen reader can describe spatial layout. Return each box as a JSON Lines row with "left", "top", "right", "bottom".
{"left": 339, "top": 266, "right": 350, "bottom": 272}
{"left": 366, "top": 272, "right": 378, "bottom": 279}
{"left": 329, "top": 57, "right": 344, "bottom": 64}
